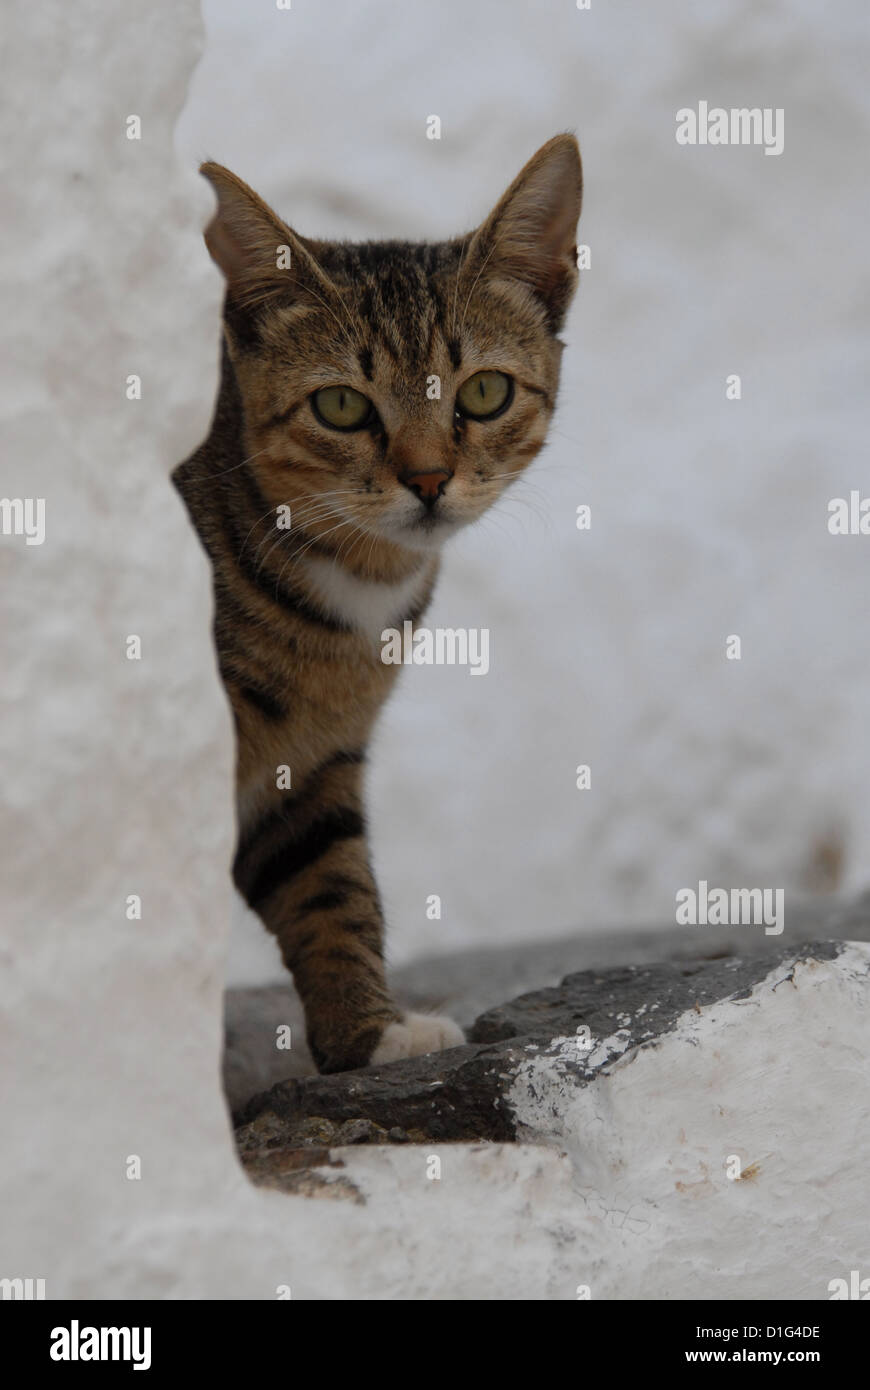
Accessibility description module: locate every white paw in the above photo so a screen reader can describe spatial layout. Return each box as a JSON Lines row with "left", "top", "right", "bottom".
{"left": 370, "top": 1012, "right": 465, "bottom": 1065}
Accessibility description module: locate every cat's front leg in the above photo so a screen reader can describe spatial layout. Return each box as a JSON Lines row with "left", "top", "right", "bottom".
{"left": 265, "top": 864, "right": 464, "bottom": 1072}
{"left": 287, "top": 876, "right": 464, "bottom": 1071}
{"left": 233, "top": 761, "right": 463, "bottom": 1073}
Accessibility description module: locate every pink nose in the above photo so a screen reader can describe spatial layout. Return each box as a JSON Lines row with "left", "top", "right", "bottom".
{"left": 399, "top": 469, "right": 452, "bottom": 504}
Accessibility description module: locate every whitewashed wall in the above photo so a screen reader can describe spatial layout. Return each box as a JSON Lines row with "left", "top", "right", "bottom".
{"left": 0, "top": 0, "right": 240, "bottom": 1296}
{"left": 3, "top": 0, "right": 869, "bottom": 1302}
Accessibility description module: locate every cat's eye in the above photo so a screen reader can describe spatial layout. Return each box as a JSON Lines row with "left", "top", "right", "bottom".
{"left": 455, "top": 370, "right": 513, "bottom": 421}
{"left": 312, "top": 385, "right": 373, "bottom": 431}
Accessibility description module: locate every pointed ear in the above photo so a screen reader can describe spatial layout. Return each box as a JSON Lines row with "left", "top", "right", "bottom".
{"left": 199, "top": 161, "right": 333, "bottom": 313}
{"left": 464, "top": 135, "right": 582, "bottom": 332}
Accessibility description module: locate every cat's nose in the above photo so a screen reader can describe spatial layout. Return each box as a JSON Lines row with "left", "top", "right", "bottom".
{"left": 399, "top": 469, "right": 452, "bottom": 508}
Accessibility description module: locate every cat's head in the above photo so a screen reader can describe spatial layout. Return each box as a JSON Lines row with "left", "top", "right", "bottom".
{"left": 201, "top": 136, "right": 581, "bottom": 555}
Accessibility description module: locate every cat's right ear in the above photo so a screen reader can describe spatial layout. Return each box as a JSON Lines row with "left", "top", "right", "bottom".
{"left": 199, "top": 162, "right": 332, "bottom": 315}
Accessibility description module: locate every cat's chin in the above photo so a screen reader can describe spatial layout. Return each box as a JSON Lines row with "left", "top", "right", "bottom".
{"left": 379, "top": 515, "right": 466, "bottom": 554}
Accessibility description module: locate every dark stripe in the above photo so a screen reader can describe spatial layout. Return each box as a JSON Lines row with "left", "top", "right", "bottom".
{"left": 237, "top": 456, "right": 273, "bottom": 518}
{"left": 244, "top": 807, "right": 365, "bottom": 908}
{"left": 218, "top": 658, "right": 288, "bottom": 722}
{"left": 521, "top": 381, "right": 552, "bottom": 405}
{"left": 334, "top": 918, "right": 382, "bottom": 940}
{"left": 281, "top": 523, "right": 350, "bottom": 562}
{"left": 325, "top": 748, "right": 366, "bottom": 768}
{"left": 235, "top": 457, "right": 346, "bottom": 577}
{"left": 265, "top": 403, "right": 298, "bottom": 430}
{"left": 234, "top": 747, "right": 366, "bottom": 870}
{"left": 291, "top": 922, "right": 378, "bottom": 956}
{"left": 294, "top": 912, "right": 379, "bottom": 941}
{"left": 235, "top": 681, "right": 287, "bottom": 721}
{"left": 358, "top": 346, "right": 374, "bottom": 381}
{"left": 235, "top": 474, "right": 347, "bottom": 565}
{"left": 326, "top": 874, "right": 374, "bottom": 895}
{"left": 223, "top": 502, "right": 351, "bottom": 634}
{"left": 296, "top": 888, "right": 349, "bottom": 916}
{"left": 295, "top": 945, "right": 374, "bottom": 969}
{"left": 215, "top": 584, "right": 299, "bottom": 656}
{"left": 223, "top": 297, "right": 262, "bottom": 352}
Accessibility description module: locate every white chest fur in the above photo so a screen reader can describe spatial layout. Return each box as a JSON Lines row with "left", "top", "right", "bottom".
{"left": 301, "top": 554, "right": 433, "bottom": 644}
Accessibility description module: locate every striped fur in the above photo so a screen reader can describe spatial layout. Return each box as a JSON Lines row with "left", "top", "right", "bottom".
{"left": 173, "top": 136, "right": 582, "bottom": 1072}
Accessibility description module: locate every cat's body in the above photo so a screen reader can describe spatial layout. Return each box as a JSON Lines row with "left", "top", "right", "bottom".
{"left": 173, "top": 136, "right": 582, "bottom": 1073}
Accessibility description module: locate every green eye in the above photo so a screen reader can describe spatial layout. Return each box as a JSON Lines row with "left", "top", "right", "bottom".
{"left": 455, "top": 370, "right": 513, "bottom": 420}
{"left": 312, "top": 385, "right": 373, "bottom": 431}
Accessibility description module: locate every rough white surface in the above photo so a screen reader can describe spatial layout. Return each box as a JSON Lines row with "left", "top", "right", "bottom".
{"left": 176, "top": 0, "right": 870, "bottom": 980}
{"left": 509, "top": 944, "right": 870, "bottom": 1299}
{"left": 3, "top": 0, "right": 868, "bottom": 1302}
{"left": 0, "top": 0, "right": 238, "bottom": 1293}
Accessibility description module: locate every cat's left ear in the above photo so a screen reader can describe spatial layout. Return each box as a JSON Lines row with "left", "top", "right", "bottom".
{"left": 464, "top": 134, "right": 582, "bottom": 333}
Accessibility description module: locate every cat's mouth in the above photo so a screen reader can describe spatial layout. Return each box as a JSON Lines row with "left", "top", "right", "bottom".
{"left": 412, "top": 509, "right": 445, "bottom": 533}
{"left": 378, "top": 505, "right": 464, "bottom": 552}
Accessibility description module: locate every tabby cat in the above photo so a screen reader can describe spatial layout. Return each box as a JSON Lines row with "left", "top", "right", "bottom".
{"left": 173, "top": 135, "right": 582, "bottom": 1073}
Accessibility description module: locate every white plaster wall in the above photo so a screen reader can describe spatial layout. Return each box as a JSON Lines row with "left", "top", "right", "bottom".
{"left": 2, "top": 0, "right": 868, "bottom": 1301}
{"left": 0, "top": 0, "right": 243, "bottom": 1297}
{"left": 509, "top": 944, "right": 870, "bottom": 1300}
